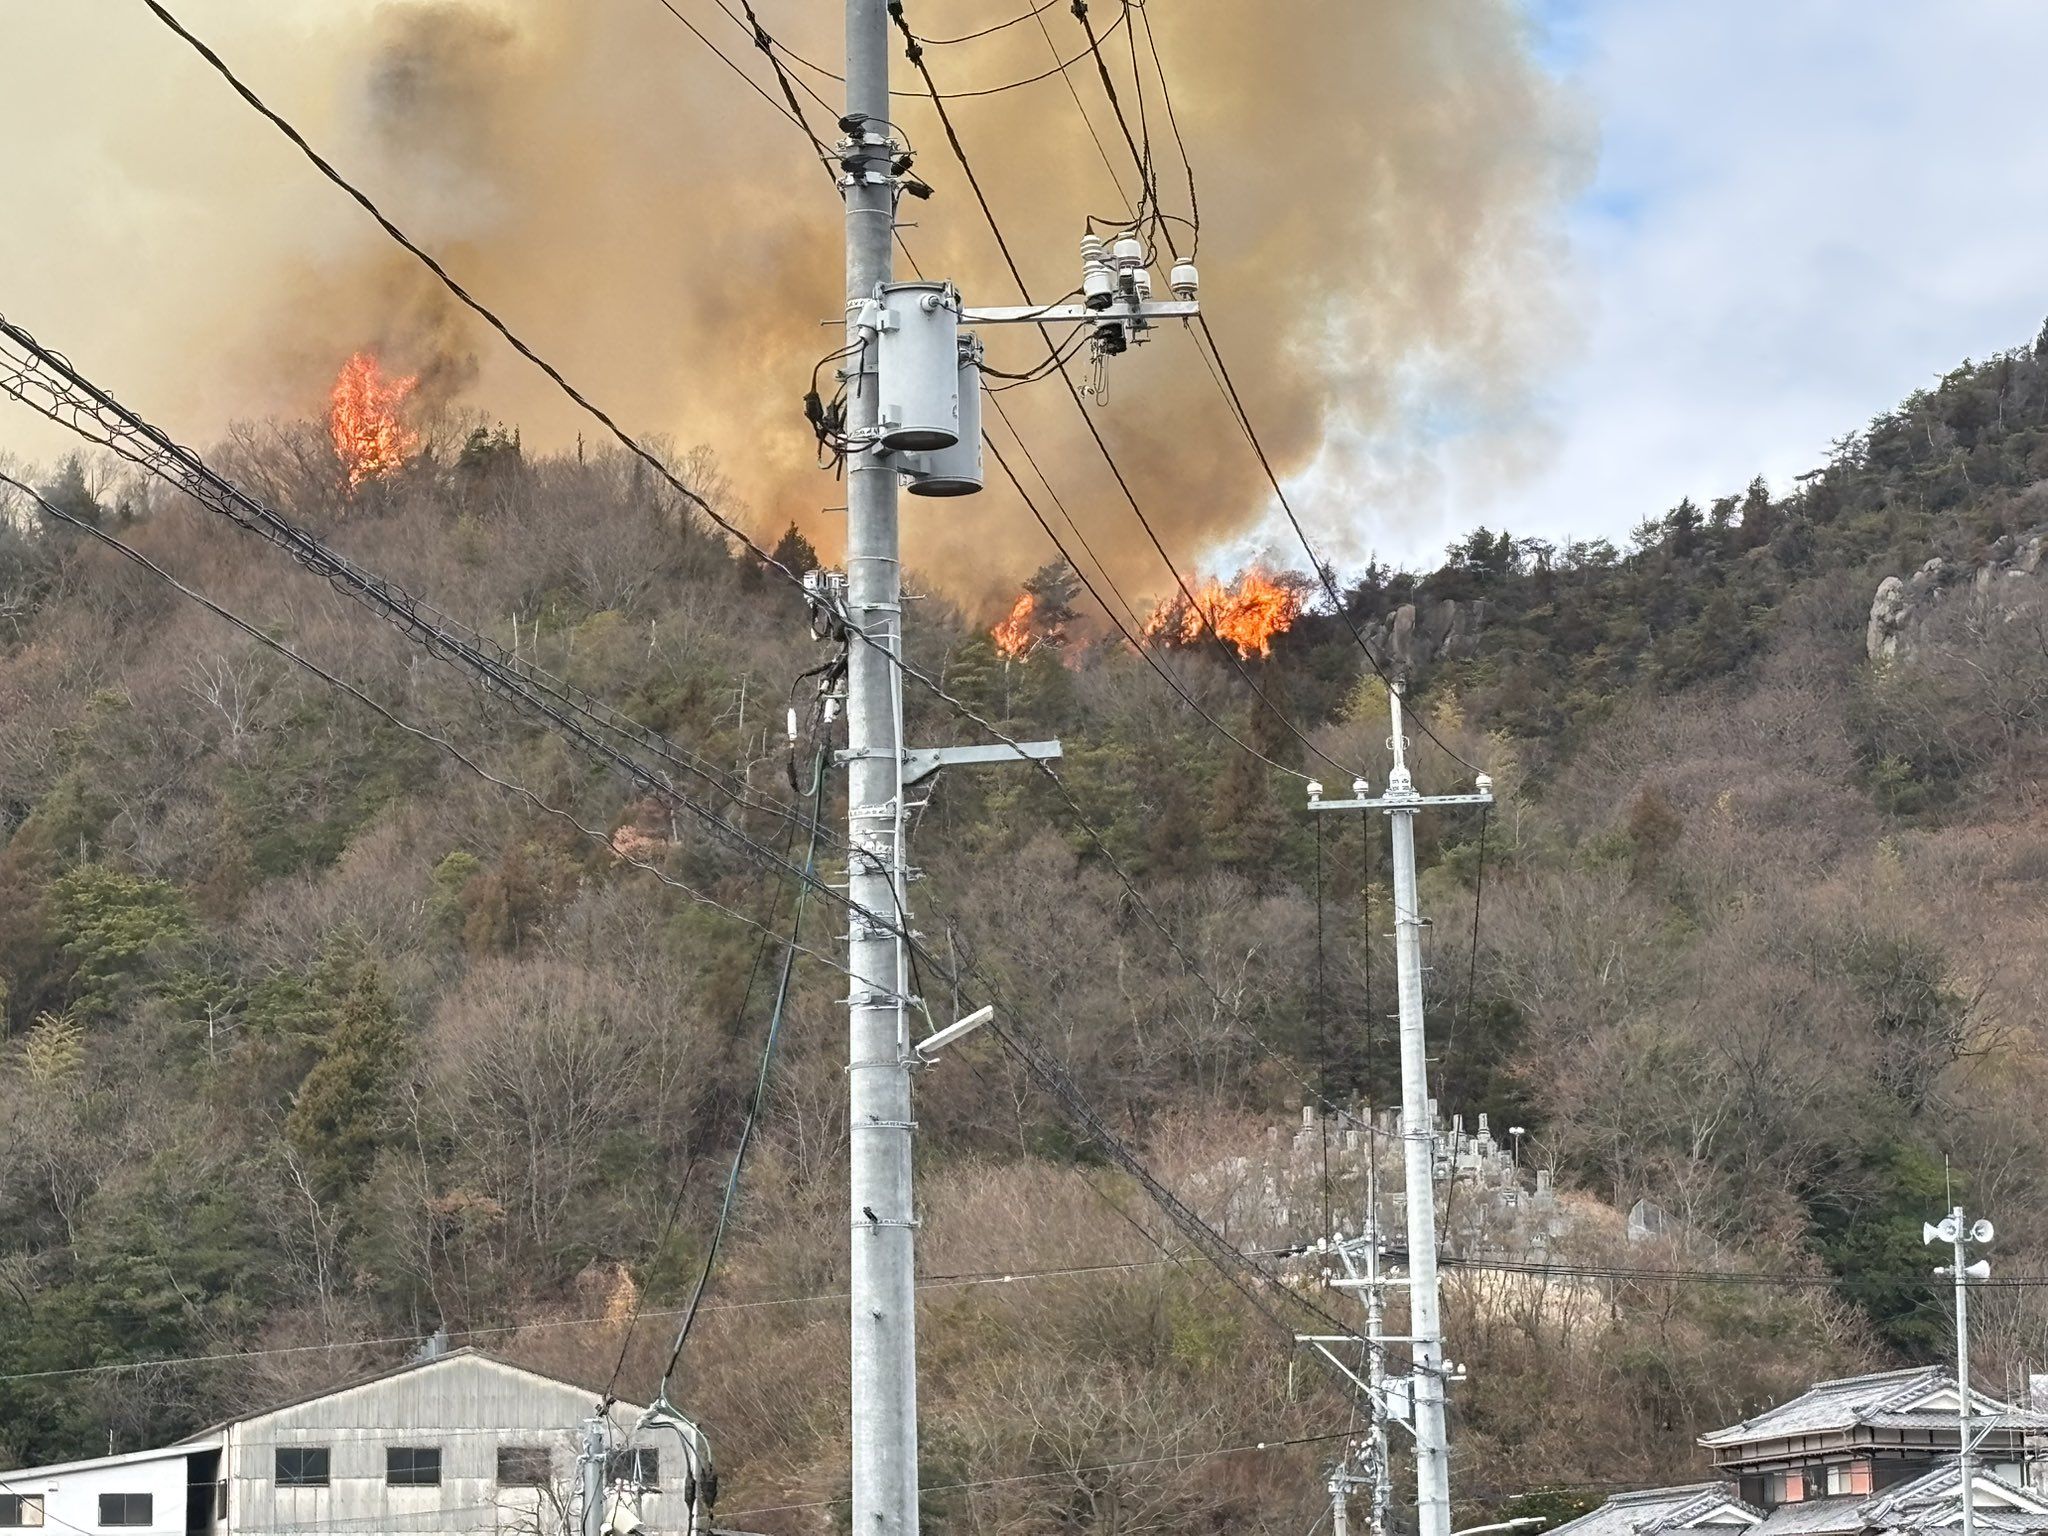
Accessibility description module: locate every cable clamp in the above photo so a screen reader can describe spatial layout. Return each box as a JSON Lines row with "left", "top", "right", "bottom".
{"left": 854, "top": 1216, "right": 922, "bottom": 1231}
{"left": 855, "top": 1119, "right": 918, "bottom": 1132}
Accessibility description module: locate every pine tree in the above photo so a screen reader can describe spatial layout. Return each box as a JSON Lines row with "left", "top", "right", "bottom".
{"left": 284, "top": 964, "right": 406, "bottom": 1196}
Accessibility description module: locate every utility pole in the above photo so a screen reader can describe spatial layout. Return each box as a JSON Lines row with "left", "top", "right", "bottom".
{"left": 1302, "top": 1124, "right": 1396, "bottom": 1536}
{"left": 818, "top": 16, "right": 1192, "bottom": 1526}
{"left": 577, "top": 1416, "right": 608, "bottom": 1536}
{"left": 838, "top": 2, "right": 918, "bottom": 1533}
{"left": 1926, "top": 1206, "right": 1995, "bottom": 1536}
{"left": 1307, "top": 684, "right": 1491, "bottom": 1536}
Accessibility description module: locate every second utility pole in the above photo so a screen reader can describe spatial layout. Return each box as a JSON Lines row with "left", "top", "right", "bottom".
{"left": 842, "top": 2, "right": 917, "bottom": 1535}
{"left": 1308, "top": 685, "right": 1491, "bottom": 1536}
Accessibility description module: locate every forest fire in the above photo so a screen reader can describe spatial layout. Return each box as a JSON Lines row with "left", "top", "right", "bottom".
{"left": 1143, "top": 568, "right": 1304, "bottom": 659}
{"left": 990, "top": 591, "right": 1037, "bottom": 660}
{"left": 329, "top": 351, "right": 420, "bottom": 490}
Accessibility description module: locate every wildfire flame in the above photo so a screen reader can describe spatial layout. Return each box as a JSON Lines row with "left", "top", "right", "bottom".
{"left": 991, "top": 591, "right": 1037, "bottom": 660}
{"left": 330, "top": 351, "right": 420, "bottom": 490}
{"left": 1142, "top": 568, "right": 1304, "bottom": 659}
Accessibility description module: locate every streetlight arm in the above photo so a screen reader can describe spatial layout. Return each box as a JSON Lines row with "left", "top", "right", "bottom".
{"left": 1452, "top": 1519, "right": 1547, "bottom": 1536}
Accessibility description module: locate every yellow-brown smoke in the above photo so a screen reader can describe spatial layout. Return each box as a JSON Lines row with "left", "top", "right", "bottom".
{"left": 1, "top": 0, "right": 1585, "bottom": 610}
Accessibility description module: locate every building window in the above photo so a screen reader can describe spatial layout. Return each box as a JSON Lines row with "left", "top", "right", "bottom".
{"left": 214, "top": 1483, "right": 227, "bottom": 1521}
{"left": 497, "top": 1448, "right": 552, "bottom": 1487}
{"left": 0, "top": 1495, "right": 45, "bottom": 1529}
{"left": 98, "top": 1495, "right": 153, "bottom": 1527}
{"left": 386, "top": 1448, "right": 442, "bottom": 1488}
{"left": 1766, "top": 1472, "right": 1805, "bottom": 1505}
{"left": 276, "top": 1449, "right": 331, "bottom": 1488}
{"left": 1824, "top": 1462, "right": 1872, "bottom": 1496}
{"left": 607, "top": 1449, "right": 658, "bottom": 1487}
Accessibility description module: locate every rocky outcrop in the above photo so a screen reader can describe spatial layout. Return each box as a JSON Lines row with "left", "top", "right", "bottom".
{"left": 1867, "top": 526, "right": 2048, "bottom": 661}
{"left": 1360, "top": 596, "right": 1487, "bottom": 675}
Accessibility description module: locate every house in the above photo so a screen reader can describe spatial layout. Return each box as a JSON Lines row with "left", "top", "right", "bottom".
{"left": 1701, "top": 1366, "right": 2047, "bottom": 1508}
{"left": 1547, "top": 1368, "right": 2048, "bottom": 1536}
{"left": 0, "top": 1350, "right": 711, "bottom": 1536}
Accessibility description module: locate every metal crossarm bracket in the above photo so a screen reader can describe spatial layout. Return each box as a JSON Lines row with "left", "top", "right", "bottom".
{"left": 902, "top": 738, "right": 1061, "bottom": 785}
{"left": 959, "top": 300, "right": 1199, "bottom": 325}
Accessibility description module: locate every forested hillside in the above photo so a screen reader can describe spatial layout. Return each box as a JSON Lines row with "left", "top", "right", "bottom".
{"left": 5, "top": 321, "right": 2048, "bottom": 1531}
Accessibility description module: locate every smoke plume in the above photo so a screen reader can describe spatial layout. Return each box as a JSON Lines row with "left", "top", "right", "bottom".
{"left": 1, "top": 0, "right": 1586, "bottom": 609}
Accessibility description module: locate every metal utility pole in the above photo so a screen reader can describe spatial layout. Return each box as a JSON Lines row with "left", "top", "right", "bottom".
{"left": 838, "top": 2, "right": 918, "bottom": 1534}
{"left": 577, "top": 1417, "right": 608, "bottom": 1536}
{"left": 1926, "top": 1206, "right": 1995, "bottom": 1536}
{"left": 817, "top": 16, "right": 1191, "bottom": 1528}
{"left": 1307, "top": 685, "right": 1491, "bottom": 1536}
{"left": 1305, "top": 1133, "right": 1395, "bottom": 1536}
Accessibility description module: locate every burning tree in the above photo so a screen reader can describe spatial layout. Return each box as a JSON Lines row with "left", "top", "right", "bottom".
{"left": 329, "top": 351, "right": 420, "bottom": 490}
{"left": 989, "top": 560, "right": 1081, "bottom": 661}
{"left": 1143, "top": 567, "right": 1305, "bottom": 659}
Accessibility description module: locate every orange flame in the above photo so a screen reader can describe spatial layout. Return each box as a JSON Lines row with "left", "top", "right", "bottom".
{"left": 330, "top": 351, "right": 420, "bottom": 490}
{"left": 1142, "top": 568, "right": 1304, "bottom": 659}
{"left": 991, "top": 591, "right": 1037, "bottom": 660}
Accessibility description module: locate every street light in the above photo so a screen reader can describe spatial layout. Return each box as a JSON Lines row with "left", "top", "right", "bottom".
{"left": 1507, "top": 1127, "right": 1526, "bottom": 1173}
{"left": 1925, "top": 1206, "right": 1993, "bottom": 1536}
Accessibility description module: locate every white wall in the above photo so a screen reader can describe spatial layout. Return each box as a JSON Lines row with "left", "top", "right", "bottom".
{"left": 1, "top": 1449, "right": 201, "bottom": 1536}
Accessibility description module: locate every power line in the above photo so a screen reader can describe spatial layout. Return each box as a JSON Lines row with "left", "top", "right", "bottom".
{"left": 888, "top": 0, "right": 1357, "bottom": 786}
{"left": 0, "top": 1245, "right": 1299, "bottom": 1388}
{"left": 656, "top": 752, "right": 825, "bottom": 1396}
{"left": 734, "top": 3, "right": 1134, "bottom": 99}
{"left": 712, "top": 1427, "right": 1356, "bottom": 1521}
{"left": 1188, "top": 314, "right": 1484, "bottom": 776}
{"left": 915, "top": 0, "right": 1063, "bottom": 47}
{"left": 0, "top": 471, "right": 850, "bottom": 979}
{"left": 1061, "top": 4, "right": 1481, "bottom": 775}
{"left": 1132, "top": 0, "right": 1198, "bottom": 253}
{"left": 122, "top": 0, "right": 1415, "bottom": 1376}
{"left": 642, "top": 0, "right": 1391, "bottom": 1105}
{"left": 648, "top": 0, "right": 828, "bottom": 151}
{"left": 984, "top": 431, "right": 1305, "bottom": 778}
{"left": 130, "top": 0, "right": 1245, "bottom": 976}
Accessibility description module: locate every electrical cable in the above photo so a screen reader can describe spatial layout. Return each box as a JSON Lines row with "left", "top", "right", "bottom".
{"left": 1028, "top": 0, "right": 1135, "bottom": 212}
{"left": 983, "top": 390, "right": 1148, "bottom": 636}
{"left": 124, "top": 0, "right": 1436, "bottom": 1369}
{"left": 0, "top": 325, "right": 947, "bottom": 964}
{"left": 1068, "top": 0, "right": 1169, "bottom": 251}
{"left": 915, "top": 0, "right": 1063, "bottom": 46}
{"left": 0, "top": 1246, "right": 1300, "bottom": 1388}
{"left": 710, "top": 1427, "right": 1355, "bottom": 1521}
{"left": 887, "top": 2, "right": 1358, "bottom": 786}
{"left": 648, "top": 0, "right": 829, "bottom": 155}
{"left": 984, "top": 432, "right": 1305, "bottom": 778}
{"left": 1189, "top": 315, "right": 1484, "bottom": 776}
{"left": 734, "top": 2, "right": 1132, "bottom": 98}
{"left": 128, "top": 2, "right": 1257, "bottom": 979}
{"left": 1133, "top": 0, "right": 1198, "bottom": 253}
{"left": 599, "top": 760, "right": 827, "bottom": 1409}
{"left": 0, "top": 471, "right": 852, "bottom": 979}
{"left": 657, "top": 749, "right": 826, "bottom": 1394}
{"left": 1069, "top": 6, "right": 1475, "bottom": 774}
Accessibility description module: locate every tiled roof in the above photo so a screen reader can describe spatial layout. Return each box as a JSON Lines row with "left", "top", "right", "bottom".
{"left": 1752, "top": 1498, "right": 1867, "bottom": 1536}
{"left": 1701, "top": 1368, "right": 2046, "bottom": 1448}
{"left": 1548, "top": 1485, "right": 1749, "bottom": 1536}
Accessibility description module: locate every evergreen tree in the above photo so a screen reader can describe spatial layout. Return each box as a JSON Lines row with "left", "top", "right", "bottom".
{"left": 770, "top": 521, "right": 821, "bottom": 577}
{"left": 284, "top": 963, "right": 406, "bottom": 1196}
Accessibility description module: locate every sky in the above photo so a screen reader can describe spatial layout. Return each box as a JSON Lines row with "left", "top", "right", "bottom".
{"left": 1384, "top": 0, "right": 2048, "bottom": 567}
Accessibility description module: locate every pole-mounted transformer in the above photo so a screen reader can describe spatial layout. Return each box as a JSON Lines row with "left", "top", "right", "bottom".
{"left": 862, "top": 230, "right": 1199, "bottom": 500}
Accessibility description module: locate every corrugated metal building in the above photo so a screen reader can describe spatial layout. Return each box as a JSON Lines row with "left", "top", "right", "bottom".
{"left": 0, "top": 1350, "right": 705, "bottom": 1536}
